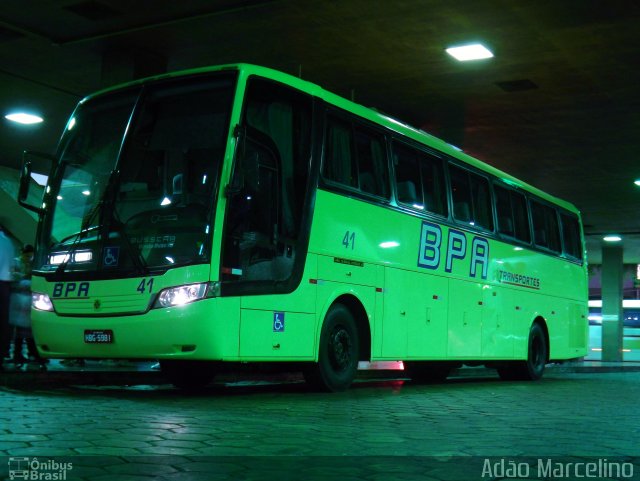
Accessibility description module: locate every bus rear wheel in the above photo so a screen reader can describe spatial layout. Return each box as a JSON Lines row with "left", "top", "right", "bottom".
{"left": 304, "top": 304, "right": 360, "bottom": 392}
{"left": 160, "top": 360, "right": 218, "bottom": 390}
{"left": 497, "top": 322, "right": 548, "bottom": 381}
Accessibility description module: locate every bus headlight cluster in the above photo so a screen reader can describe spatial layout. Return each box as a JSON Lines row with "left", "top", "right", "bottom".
{"left": 32, "top": 293, "right": 54, "bottom": 311}
{"left": 154, "top": 283, "right": 208, "bottom": 308}
{"left": 49, "top": 250, "right": 93, "bottom": 265}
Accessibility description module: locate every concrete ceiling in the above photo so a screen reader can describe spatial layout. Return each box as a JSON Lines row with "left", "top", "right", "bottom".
{"left": 1, "top": 0, "right": 639, "bottom": 263}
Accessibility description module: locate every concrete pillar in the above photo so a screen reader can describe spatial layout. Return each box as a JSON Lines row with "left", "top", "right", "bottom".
{"left": 601, "top": 245, "right": 623, "bottom": 361}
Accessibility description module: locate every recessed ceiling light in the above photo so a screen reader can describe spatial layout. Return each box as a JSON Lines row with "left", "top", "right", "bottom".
{"left": 5, "top": 113, "right": 44, "bottom": 125}
{"left": 445, "top": 43, "right": 494, "bottom": 61}
{"left": 603, "top": 235, "right": 622, "bottom": 242}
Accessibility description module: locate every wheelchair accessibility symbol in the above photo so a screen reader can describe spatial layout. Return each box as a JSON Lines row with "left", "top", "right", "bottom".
{"left": 103, "top": 247, "right": 120, "bottom": 267}
{"left": 273, "top": 312, "right": 285, "bottom": 332}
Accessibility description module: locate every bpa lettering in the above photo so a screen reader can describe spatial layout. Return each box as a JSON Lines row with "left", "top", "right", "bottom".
{"left": 417, "top": 221, "right": 489, "bottom": 279}
{"left": 52, "top": 282, "right": 90, "bottom": 298}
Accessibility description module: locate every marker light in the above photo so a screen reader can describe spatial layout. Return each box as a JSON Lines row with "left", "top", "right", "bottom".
{"left": 32, "top": 293, "right": 54, "bottom": 311}
{"left": 603, "top": 235, "right": 622, "bottom": 242}
{"left": 5, "top": 113, "right": 44, "bottom": 125}
{"left": 379, "top": 241, "right": 400, "bottom": 249}
{"left": 445, "top": 44, "right": 494, "bottom": 61}
{"left": 154, "top": 283, "right": 208, "bottom": 308}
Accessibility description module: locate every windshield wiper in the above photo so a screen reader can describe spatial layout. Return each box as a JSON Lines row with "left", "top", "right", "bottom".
{"left": 55, "top": 225, "right": 100, "bottom": 247}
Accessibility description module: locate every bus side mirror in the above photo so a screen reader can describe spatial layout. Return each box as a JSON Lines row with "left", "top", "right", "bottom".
{"left": 17, "top": 151, "right": 54, "bottom": 215}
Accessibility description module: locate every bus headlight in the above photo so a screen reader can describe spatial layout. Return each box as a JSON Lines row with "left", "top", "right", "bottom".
{"left": 153, "top": 283, "right": 208, "bottom": 308}
{"left": 32, "top": 293, "right": 54, "bottom": 311}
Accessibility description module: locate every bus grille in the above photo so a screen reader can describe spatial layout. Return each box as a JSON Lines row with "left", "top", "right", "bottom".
{"left": 52, "top": 295, "right": 150, "bottom": 316}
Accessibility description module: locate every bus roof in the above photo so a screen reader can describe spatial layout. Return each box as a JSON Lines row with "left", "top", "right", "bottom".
{"left": 86, "top": 63, "right": 579, "bottom": 215}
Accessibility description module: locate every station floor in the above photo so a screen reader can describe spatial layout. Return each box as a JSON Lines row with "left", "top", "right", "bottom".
{"left": 1, "top": 362, "right": 640, "bottom": 480}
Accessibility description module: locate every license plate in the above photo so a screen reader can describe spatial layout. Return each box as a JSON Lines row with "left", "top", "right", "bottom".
{"left": 84, "top": 329, "right": 114, "bottom": 344}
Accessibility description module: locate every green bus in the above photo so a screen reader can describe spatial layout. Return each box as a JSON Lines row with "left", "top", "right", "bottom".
{"left": 19, "top": 64, "right": 588, "bottom": 391}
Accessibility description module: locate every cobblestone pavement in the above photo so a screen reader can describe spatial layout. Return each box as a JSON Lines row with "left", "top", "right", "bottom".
{"left": 1, "top": 372, "right": 639, "bottom": 480}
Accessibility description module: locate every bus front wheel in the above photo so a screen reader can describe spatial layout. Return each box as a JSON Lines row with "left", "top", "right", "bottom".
{"left": 304, "top": 304, "right": 360, "bottom": 392}
{"left": 497, "top": 322, "right": 548, "bottom": 381}
{"left": 160, "top": 360, "right": 218, "bottom": 390}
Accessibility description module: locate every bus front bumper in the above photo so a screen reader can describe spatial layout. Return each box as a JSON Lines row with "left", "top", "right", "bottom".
{"left": 31, "top": 297, "right": 240, "bottom": 360}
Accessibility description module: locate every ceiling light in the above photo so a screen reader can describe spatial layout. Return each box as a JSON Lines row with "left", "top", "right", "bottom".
{"left": 445, "top": 44, "right": 494, "bottom": 61}
{"left": 603, "top": 235, "right": 622, "bottom": 242}
{"left": 5, "top": 113, "right": 44, "bottom": 125}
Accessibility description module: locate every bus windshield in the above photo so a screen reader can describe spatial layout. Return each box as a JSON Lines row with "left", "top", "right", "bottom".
{"left": 36, "top": 73, "right": 236, "bottom": 277}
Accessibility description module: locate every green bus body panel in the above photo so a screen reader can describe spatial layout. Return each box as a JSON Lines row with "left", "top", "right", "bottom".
{"left": 308, "top": 190, "right": 587, "bottom": 361}
{"left": 30, "top": 63, "right": 588, "bottom": 364}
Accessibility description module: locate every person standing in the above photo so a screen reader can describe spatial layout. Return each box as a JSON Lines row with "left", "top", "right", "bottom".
{"left": 0, "top": 224, "right": 16, "bottom": 372}
{"left": 11, "top": 244, "right": 44, "bottom": 369}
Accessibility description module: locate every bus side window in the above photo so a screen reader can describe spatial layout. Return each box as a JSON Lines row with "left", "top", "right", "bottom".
{"left": 354, "top": 127, "right": 389, "bottom": 199}
{"left": 560, "top": 212, "right": 582, "bottom": 259}
{"left": 469, "top": 173, "right": 493, "bottom": 230}
{"left": 393, "top": 141, "right": 447, "bottom": 216}
{"left": 495, "top": 185, "right": 530, "bottom": 243}
{"left": 531, "top": 200, "right": 561, "bottom": 253}
{"left": 495, "top": 185, "right": 515, "bottom": 237}
{"left": 420, "top": 153, "right": 447, "bottom": 217}
{"left": 450, "top": 165, "right": 493, "bottom": 230}
{"left": 511, "top": 190, "right": 531, "bottom": 243}
{"left": 393, "top": 143, "right": 424, "bottom": 208}
{"left": 324, "top": 117, "right": 356, "bottom": 188}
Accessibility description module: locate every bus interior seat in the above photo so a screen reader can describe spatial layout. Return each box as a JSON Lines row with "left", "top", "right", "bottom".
{"left": 397, "top": 180, "right": 418, "bottom": 204}
{"left": 172, "top": 173, "right": 183, "bottom": 195}
{"left": 360, "top": 172, "right": 375, "bottom": 194}
{"left": 454, "top": 202, "right": 471, "bottom": 221}
{"left": 424, "top": 193, "right": 435, "bottom": 212}
{"left": 498, "top": 216, "right": 514, "bottom": 236}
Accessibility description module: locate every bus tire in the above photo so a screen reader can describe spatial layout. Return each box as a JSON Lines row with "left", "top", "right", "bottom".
{"left": 405, "top": 361, "right": 453, "bottom": 383}
{"left": 497, "top": 322, "right": 547, "bottom": 381}
{"left": 304, "top": 304, "right": 360, "bottom": 392}
{"left": 160, "top": 360, "right": 218, "bottom": 390}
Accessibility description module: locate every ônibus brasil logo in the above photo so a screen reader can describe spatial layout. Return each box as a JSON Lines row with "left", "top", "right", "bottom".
{"left": 7, "top": 457, "right": 72, "bottom": 480}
